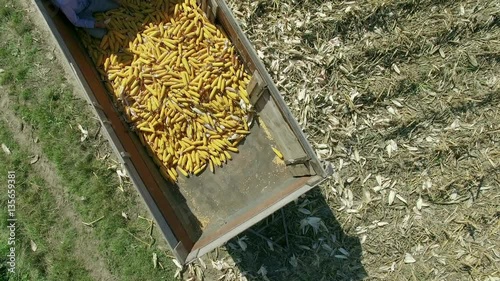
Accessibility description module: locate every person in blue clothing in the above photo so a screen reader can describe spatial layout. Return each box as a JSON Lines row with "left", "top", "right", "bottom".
{"left": 52, "top": 0, "right": 121, "bottom": 39}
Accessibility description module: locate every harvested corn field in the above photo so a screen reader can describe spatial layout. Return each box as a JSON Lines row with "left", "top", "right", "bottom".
{"left": 188, "top": 0, "right": 499, "bottom": 280}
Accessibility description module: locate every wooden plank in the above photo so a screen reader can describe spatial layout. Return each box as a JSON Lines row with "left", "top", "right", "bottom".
{"left": 206, "top": 0, "right": 217, "bottom": 24}
{"left": 284, "top": 156, "right": 313, "bottom": 176}
{"left": 288, "top": 164, "right": 313, "bottom": 177}
{"left": 256, "top": 89, "right": 309, "bottom": 164}
{"left": 247, "top": 70, "right": 266, "bottom": 106}
{"left": 215, "top": 5, "right": 256, "bottom": 73}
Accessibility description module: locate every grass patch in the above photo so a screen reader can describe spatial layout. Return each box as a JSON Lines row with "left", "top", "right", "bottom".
{"left": 0, "top": 0, "right": 176, "bottom": 280}
{"left": 0, "top": 120, "right": 93, "bottom": 281}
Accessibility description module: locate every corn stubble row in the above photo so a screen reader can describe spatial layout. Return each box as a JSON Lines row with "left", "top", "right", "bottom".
{"left": 80, "top": 0, "right": 253, "bottom": 183}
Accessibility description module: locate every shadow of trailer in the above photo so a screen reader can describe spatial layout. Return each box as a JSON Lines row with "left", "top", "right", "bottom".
{"left": 33, "top": 0, "right": 333, "bottom": 264}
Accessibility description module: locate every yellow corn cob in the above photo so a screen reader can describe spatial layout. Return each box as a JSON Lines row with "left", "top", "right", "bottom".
{"left": 272, "top": 147, "right": 284, "bottom": 159}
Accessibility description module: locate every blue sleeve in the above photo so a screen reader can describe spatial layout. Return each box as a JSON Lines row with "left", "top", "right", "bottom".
{"left": 60, "top": 4, "right": 95, "bottom": 28}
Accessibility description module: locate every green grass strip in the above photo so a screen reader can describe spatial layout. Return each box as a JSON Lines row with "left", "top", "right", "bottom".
{"left": 0, "top": 120, "right": 94, "bottom": 281}
{"left": 0, "top": 1, "right": 176, "bottom": 280}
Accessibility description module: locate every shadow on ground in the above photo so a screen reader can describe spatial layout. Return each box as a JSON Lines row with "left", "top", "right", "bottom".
{"left": 226, "top": 188, "right": 367, "bottom": 281}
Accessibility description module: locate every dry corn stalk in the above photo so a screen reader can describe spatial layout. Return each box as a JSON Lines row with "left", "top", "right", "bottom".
{"left": 80, "top": 0, "right": 252, "bottom": 183}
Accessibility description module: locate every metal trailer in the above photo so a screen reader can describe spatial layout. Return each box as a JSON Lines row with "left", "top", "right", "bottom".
{"left": 34, "top": 0, "right": 333, "bottom": 264}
